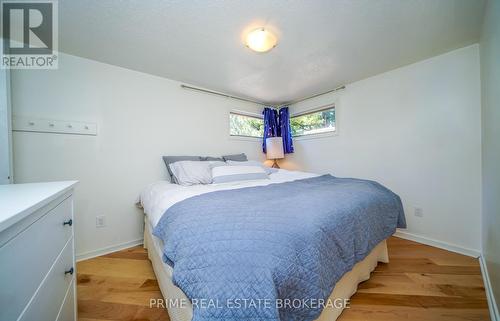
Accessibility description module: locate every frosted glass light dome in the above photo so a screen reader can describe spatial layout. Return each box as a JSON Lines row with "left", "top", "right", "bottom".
{"left": 245, "top": 28, "right": 277, "bottom": 53}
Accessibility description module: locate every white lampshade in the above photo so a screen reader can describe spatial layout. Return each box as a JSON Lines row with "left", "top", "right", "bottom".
{"left": 266, "top": 137, "right": 284, "bottom": 160}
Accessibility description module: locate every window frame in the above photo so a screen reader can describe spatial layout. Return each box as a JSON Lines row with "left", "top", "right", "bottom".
{"left": 290, "top": 103, "right": 337, "bottom": 140}
{"left": 228, "top": 110, "right": 264, "bottom": 140}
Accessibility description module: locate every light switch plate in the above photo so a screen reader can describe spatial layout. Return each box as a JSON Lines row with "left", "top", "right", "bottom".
{"left": 414, "top": 207, "right": 424, "bottom": 217}
{"left": 96, "top": 215, "right": 106, "bottom": 228}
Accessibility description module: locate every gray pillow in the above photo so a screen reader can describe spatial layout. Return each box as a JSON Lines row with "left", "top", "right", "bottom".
{"left": 162, "top": 156, "right": 202, "bottom": 183}
{"left": 222, "top": 153, "right": 248, "bottom": 162}
{"left": 201, "top": 156, "right": 225, "bottom": 162}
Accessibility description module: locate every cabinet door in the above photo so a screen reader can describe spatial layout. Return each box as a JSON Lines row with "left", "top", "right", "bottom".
{"left": 0, "top": 68, "right": 12, "bottom": 184}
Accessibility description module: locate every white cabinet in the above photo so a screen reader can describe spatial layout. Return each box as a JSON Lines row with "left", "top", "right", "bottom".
{"left": 0, "top": 181, "right": 78, "bottom": 321}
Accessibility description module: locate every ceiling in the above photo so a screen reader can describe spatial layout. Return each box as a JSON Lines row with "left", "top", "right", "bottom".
{"left": 59, "top": 0, "right": 486, "bottom": 105}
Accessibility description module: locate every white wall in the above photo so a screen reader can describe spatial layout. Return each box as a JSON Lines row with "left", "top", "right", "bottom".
{"left": 0, "top": 69, "right": 12, "bottom": 184}
{"left": 480, "top": 0, "right": 500, "bottom": 314}
{"left": 11, "top": 53, "right": 264, "bottom": 257}
{"left": 284, "top": 45, "right": 482, "bottom": 253}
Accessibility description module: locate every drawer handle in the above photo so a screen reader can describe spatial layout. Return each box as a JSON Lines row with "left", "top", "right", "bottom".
{"left": 65, "top": 267, "right": 74, "bottom": 275}
{"left": 63, "top": 219, "right": 73, "bottom": 226}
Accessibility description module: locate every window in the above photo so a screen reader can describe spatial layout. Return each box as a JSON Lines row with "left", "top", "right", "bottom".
{"left": 290, "top": 106, "right": 336, "bottom": 137}
{"left": 229, "top": 112, "right": 264, "bottom": 138}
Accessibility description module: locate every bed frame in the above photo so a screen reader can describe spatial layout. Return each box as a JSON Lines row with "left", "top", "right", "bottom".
{"left": 143, "top": 217, "right": 389, "bottom": 321}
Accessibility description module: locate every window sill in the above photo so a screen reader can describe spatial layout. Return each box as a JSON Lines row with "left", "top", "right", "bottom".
{"left": 228, "top": 135, "right": 262, "bottom": 142}
{"left": 293, "top": 131, "right": 338, "bottom": 141}
{"left": 228, "top": 132, "right": 338, "bottom": 142}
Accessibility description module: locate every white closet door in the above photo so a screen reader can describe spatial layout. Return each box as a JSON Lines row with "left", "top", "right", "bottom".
{"left": 0, "top": 68, "right": 12, "bottom": 184}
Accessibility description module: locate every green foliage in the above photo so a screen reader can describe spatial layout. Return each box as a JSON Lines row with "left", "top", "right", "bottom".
{"left": 230, "top": 113, "right": 264, "bottom": 137}
{"left": 291, "top": 108, "right": 335, "bottom": 136}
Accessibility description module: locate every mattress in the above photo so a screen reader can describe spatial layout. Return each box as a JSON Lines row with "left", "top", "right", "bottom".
{"left": 144, "top": 219, "right": 389, "bottom": 321}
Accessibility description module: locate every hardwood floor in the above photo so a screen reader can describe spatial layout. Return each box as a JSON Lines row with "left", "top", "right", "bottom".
{"left": 77, "top": 246, "right": 169, "bottom": 321}
{"left": 77, "top": 237, "right": 490, "bottom": 321}
{"left": 339, "top": 237, "right": 489, "bottom": 321}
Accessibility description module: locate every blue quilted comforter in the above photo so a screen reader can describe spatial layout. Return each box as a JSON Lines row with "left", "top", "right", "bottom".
{"left": 153, "top": 175, "right": 406, "bottom": 321}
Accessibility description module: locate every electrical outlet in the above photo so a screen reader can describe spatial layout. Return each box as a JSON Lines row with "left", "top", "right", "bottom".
{"left": 414, "top": 207, "right": 424, "bottom": 218}
{"left": 96, "top": 215, "right": 106, "bottom": 228}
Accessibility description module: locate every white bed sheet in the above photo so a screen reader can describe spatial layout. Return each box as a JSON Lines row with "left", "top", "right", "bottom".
{"left": 140, "top": 168, "right": 318, "bottom": 227}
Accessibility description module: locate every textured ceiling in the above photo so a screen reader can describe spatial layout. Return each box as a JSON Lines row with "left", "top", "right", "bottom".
{"left": 59, "top": 0, "right": 486, "bottom": 104}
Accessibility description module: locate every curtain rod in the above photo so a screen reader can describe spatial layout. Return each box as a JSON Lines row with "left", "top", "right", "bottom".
{"left": 280, "top": 85, "right": 346, "bottom": 107}
{"left": 180, "top": 84, "right": 266, "bottom": 105}
{"left": 181, "top": 83, "right": 346, "bottom": 108}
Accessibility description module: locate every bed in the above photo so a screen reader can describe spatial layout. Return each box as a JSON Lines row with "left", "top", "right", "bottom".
{"left": 140, "top": 168, "right": 405, "bottom": 321}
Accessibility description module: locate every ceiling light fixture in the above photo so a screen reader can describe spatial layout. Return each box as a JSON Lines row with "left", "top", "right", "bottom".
{"left": 245, "top": 28, "right": 277, "bottom": 53}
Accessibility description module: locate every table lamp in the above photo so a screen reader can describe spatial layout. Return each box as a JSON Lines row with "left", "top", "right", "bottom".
{"left": 266, "top": 137, "right": 284, "bottom": 168}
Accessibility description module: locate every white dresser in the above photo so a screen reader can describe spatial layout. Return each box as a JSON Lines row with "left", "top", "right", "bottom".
{"left": 0, "top": 181, "right": 78, "bottom": 321}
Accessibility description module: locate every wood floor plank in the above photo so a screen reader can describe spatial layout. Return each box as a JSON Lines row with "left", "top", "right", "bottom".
{"left": 405, "top": 272, "right": 486, "bottom": 287}
{"left": 101, "top": 246, "right": 149, "bottom": 260}
{"left": 78, "top": 283, "right": 164, "bottom": 307}
{"left": 78, "top": 300, "right": 169, "bottom": 321}
{"left": 358, "top": 273, "right": 487, "bottom": 298}
{"left": 77, "top": 238, "right": 490, "bottom": 321}
{"left": 78, "top": 274, "right": 159, "bottom": 291}
{"left": 374, "top": 258, "right": 481, "bottom": 275}
{"left": 349, "top": 292, "right": 489, "bottom": 309}
{"left": 78, "top": 256, "right": 156, "bottom": 279}
{"left": 338, "top": 306, "right": 490, "bottom": 321}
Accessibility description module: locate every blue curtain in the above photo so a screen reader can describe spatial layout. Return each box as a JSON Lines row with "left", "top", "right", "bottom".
{"left": 262, "top": 107, "right": 294, "bottom": 154}
{"left": 262, "top": 107, "right": 279, "bottom": 153}
{"left": 279, "top": 107, "right": 294, "bottom": 154}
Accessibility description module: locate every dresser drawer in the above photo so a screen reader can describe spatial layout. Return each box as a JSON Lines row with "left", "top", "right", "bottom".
{"left": 0, "top": 195, "right": 73, "bottom": 321}
{"left": 56, "top": 279, "right": 76, "bottom": 321}
{"left": 19, "top": 237, "right": 75, "bottom": 321}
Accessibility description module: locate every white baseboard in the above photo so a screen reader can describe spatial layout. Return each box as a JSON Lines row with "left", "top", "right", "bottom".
{"left": 480, "top": 255, "right": 500, "bottom": 321}
{"left": 76, "top": 238, "right": 144, "bottom": 262}
{"left": 394, "top": 230, "right": 480, "bottom": 258}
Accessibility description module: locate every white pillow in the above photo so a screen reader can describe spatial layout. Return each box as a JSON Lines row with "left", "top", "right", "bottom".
{"left": 211, "top": 165, "right": 269, "bottom": 184}
{"left": 226, "top": 160, "right": 278, "bottom": 175}
{"left": 169, "top": 161, "right": 225, "bottom": 185}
